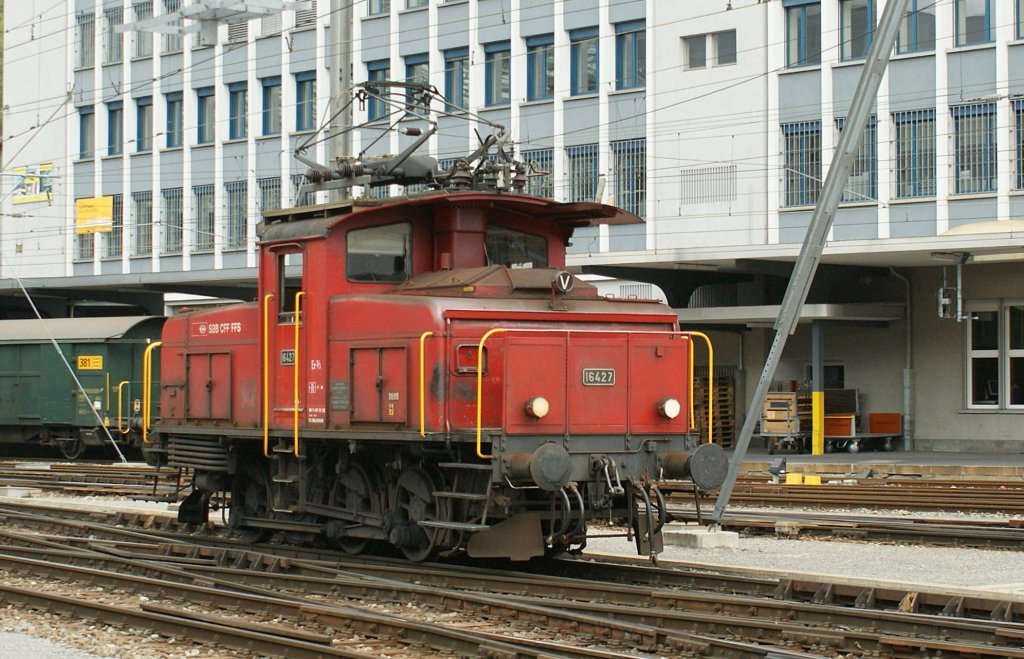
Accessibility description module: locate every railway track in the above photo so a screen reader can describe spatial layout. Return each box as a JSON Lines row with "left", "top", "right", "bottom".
{"left": 0, "top": 461, "right": 186, "bottom": 501}
{"left": 0, "top": 501, "right": 1022, "bottom": 657}
{"left": 665, "top": 476, "right": 1024, "bottom": 515}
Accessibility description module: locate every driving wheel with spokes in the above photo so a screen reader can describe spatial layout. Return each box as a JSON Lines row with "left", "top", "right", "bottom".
{"left": 392, "top": 466, "right": 444, "bottom": 562}
{"left": 330, "top": 462, "right": 380, "bottom": 555}
{"left": 230, "top": 459, "right": 272, "bottom": 543}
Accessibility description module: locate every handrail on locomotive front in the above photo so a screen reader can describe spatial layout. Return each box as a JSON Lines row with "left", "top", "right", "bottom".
{"left": 292, "top": 291, "right": 306, "bottom": 458}
{"left": 472, "top": 328, "right": 715, "bottom": 462}
{"left": 141, "top": 340, "right": 162, "bottom": 444}
{"left": 116, "top": 380, "right": 131, "bottom": 434}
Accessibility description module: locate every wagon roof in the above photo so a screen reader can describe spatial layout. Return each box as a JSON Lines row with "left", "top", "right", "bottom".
{"left": 0, "top": 316, "right": 163, "bottom": 341}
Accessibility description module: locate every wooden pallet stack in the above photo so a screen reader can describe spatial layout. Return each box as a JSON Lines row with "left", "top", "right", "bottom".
{"left": 693, "top": 377, "right": 735, "bottom": 448}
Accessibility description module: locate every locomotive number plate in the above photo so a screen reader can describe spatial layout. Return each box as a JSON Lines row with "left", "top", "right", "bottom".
{"left": 582, "top": 368, "right": 616, "bottom": 386}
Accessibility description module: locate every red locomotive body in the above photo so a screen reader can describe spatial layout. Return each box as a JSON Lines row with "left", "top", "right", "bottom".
{"left": 151, "top": 84, "right": 727, "bottom": 561}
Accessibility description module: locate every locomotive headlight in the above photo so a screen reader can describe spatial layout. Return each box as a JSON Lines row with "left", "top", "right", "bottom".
{"left": 657, "top": 397, "right": 682, "bottom": 420}
{"left": 526, "top": 396, "right": 550, "bottom": 419}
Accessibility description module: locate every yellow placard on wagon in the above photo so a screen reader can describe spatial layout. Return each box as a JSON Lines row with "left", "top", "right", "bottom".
{"left": 77, "top": 355, "right": 103, "bottom": 370}
{"left": 75, "top": 196, "right": 114, "bottom": 234}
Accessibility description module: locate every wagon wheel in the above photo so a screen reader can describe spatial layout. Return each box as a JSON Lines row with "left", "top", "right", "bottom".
{"left": 230, "top": 459, "right": 272, "bottom": 543}
{"left": 330, "top": 462, "right": 380, "bottom": 555}
{"left": 393, "top": 466, "right": 445, "bottom": 562}
{"left": 56, "top": 436, "right": 85, "bottom": 461}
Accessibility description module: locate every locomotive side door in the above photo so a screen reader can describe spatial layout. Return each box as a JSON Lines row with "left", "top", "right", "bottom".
{"left": 270, "top": 251, "right": 307, "bottom": 432}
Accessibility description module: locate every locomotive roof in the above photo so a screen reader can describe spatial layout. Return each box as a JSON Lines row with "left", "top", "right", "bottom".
{"left": 0, "top": 316, "right": 164, "bottom": 342}
{"left": 257, "top": 191, "right": 642, "bottom": 244}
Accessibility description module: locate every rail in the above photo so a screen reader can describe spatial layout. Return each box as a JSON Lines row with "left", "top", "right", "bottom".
{"left": 141, "top": 341, "right": 161, "bottom": 444}
{"left": 474, "top": 328, "right": 709, "bottom": 461}
{"left": 261, "top": 293, "right": 274, "bottom": 458}
{"left": 419, "top": 331, "right": 433, "bottom": 438}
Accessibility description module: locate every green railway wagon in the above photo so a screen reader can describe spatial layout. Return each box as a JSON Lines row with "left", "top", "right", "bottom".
{"left": 0, "top": 316, "right": 165, "bottom": 459}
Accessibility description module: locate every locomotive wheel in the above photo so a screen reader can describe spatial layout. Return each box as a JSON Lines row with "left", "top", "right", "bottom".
{"left": 330, "top": 462, "right": 379, "bottom": 555}
{"left": 393, "top": 467, "right": 444, "bottom": 562}
{"left": 56, "top": 437, "right": 85, "bottom": 461}
{"left": 230, "top": 460, "right": 272, "bottom": 543}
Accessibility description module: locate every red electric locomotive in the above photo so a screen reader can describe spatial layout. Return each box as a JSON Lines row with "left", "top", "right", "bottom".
{"left": 148, "top": 84, "right": 727, "bottom": 561}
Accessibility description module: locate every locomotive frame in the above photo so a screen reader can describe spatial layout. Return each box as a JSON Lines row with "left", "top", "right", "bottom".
{"left": 145, "top": 83, "right": 727, "bottom": 561}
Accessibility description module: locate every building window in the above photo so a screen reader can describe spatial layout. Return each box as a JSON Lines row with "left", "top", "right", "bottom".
{"left": 955, "top": 0, "right": 992, "bottom": 47}
{"left": 967, "top": 306, "right": 1000, "bottom": 408}
{"left": 295, "top": 0, "right": 317, "bottom": 27}
{"left": 76, "top": 228, "right": 95, "bottom": 261}
{"left": 525, "top": 36, "right": 553, "bottom": 102}
{"left": 132, "top": 191, "right": 153, "bottom": 257}
{"left": 228, "top": 21, "right": 248, "bottom": 44}
{"left": 612, "top": 139, "right": 646, "bottom": 216}
{"left": 162, "top": 0, "right": 183, "bottom": 53}
{"left": 952, "top": 102, "right": 996, "bottom": 195}
{"left": 75, "top": 12, "right": 95, "bottom": 69}
{"left": 166, "top": 91, "right": 183, "bottom": 148}
{"left": 368, "top": 0, "right": 389, "bottom": 16}
{"left": 405, "top": 53, "right": 430, "bottom": 111}
{"left": 132, "top": 1, "right": 153, "bottom": 58}
{"left": 484, "top": 42, "right": 511, "bottom": 107}
{"left": 295, "top": 71, "right": 316, "bottom": 132}
{"left": 136, "top": 97, "right": 153, "bottom": 152}
{"left": 292, "top": 173, "right": 315, "bottom": 206}
{"left": 566, "top": 143, "right": 599, "bottom": 202}
{"left": 106, "top": 194, "right": 124, "bottom": 258}
{"left": 835, "top": 115, "right": 877, "bottom": 202}
{"left": 162, "top": 188, "right": 183, "bottom": 254}
{"left": 229, "top": 82, "right": 248, "bottom": 140}
{"left": 259, "top": 177, "right": 282, "bottom": 213}
{"left": 1019, "top": 0, "right": 1024, "bottom": 40}
{"left": 367, "top": 60, "right": 390, "bottom": 120}
{"left": 1016, "top": 100, "right": 1024, "bottom": 190}
{"left": 840, "top": 0, "right": 873, "bottom": 61}
{"left": 615, "top": 20, "right": 645, "bottom": 90}
{"left": 896, "top": 0, "right": 936, "bottom": 53}
{"left": 262, "top": 76, "right": 282, "bottom": 135}
{"left": 570, "top": 27, "right": 599, "bottom": 95}
{"left": 786, "top": 2, "right": 821, "bottom": 68}
{"left": 197, "top": 87, "right": 215, "bottom": 144}
{"left": 781, "top": 120, "right": 822, "bottom": 207}
{"left": 444, "top": 48, "right": 469, "bottom": 110}
{"left": 193, "top": 184, "right": 215, "bottom": 252}
{"left": 225, "top": 181, "right": 248, "bottom": 249}
{"left": 79, "top": 108, "right": 95, "bottom": 160}
{"left": 522, "top": 148, "right": 553, "bottom": 198}
{"left": 103, "top": 7, "right": 123, "bottom": 64}
{"left": 714, "top": 30, "right": 737, "bottom": 65}
{"left": 407, "top": 0, "right": 427, "bottom": 8}
{"left": 893, "top": 109, "right": 936, "bottom": 198}
{"left": 684, "top": 35, "right": 706, "bottom": 69}
{"left": 107, "top": 102, "right": 123, "bottom": 156}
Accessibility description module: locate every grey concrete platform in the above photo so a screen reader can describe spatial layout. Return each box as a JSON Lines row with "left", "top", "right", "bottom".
{"left": 736, "top": 449, "right": 1024, "bottom": 479}
{"left": 662, "top": 522, "right": 738, "bottom": 548}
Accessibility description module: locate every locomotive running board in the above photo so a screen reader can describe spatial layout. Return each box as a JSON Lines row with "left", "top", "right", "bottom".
{"left": 465, "top": 512, "right": 544, "bottom": 561}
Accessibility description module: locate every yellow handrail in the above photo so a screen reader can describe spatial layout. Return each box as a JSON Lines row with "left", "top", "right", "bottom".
{"left": 419, "top": 331, "right": 433, "bottom": 438}
{"left": 116, "top": 380, "right": 131, "bottom": 434}
{"left": 684, "top": 331, "right": 715, "bottom": 445}
{"left": 262, "top": 293, "right": 274, "bottom": 458}
{"left": 475, "top": 328, "right": 506, "bottom": 459}
{"left": 292, "top": 291, "right": 305, "bottom": 458}
{"left": 141, "top": 341, "right": 161, "bottom": 444}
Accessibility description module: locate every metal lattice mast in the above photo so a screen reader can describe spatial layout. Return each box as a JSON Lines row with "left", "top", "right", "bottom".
{"left": 712, "top": 0, "right": 913, "bottom": 523}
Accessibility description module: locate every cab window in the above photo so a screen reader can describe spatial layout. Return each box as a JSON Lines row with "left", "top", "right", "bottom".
{"left": 346, "top": 223, "right": 411, "bottom": 282}
{"left": 485, "top": 225, "right": 548, "bottom": 269}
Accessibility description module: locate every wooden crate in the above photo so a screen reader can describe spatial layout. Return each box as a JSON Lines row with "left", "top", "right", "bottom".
{"left": 693, "top": 377, "right": 736, "bottom": 448}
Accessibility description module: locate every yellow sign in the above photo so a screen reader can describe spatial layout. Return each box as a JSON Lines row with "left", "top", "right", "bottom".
{"left": 12, "top": 163, "right": 54, "bottom": 204}
{"left": 75, "top": 196, "right": 114, "bottom": 234}
{"left": 77, "top": 355, "right": 103, "bottom": 370}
